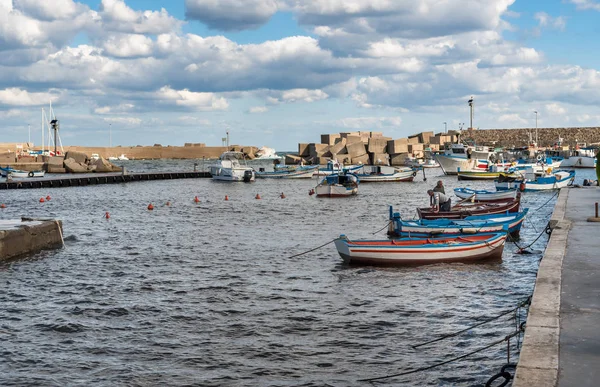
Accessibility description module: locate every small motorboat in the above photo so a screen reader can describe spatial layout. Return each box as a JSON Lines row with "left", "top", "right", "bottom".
{"left": 353, "top": 165, "right": 417, "bottom": 182}
{"left": 334, "top": 232, "right": 507, "bottom": 266}
{"left": 315, "top": 171, "right": 359, "bottom": 197}
{"left": 389, "top": 207, "right": 528, "bottom": 238}
{"left": 209, "top": 151, "right": 255, "bottom": 182}
{"left": 256, "top": 165, "right": 318, "bottom": 179}
{"left": 312, "top": 160, "right": 362, "bottom": 177}
{"left": 454, "top": 187, "right": 519, "bottom": 202}
{"left": 417, "top": 195, "right": 521, "bottom": 220}
{"left": 1, "top": 167, "right": 45, "bottom": 178}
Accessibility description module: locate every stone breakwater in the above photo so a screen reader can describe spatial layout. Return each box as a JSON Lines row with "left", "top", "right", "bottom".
{"left": 466, "top": 127, "right": 600, "bottom": 147}
{"left": 0, "top": 219, "right": 63, "bottom": 261}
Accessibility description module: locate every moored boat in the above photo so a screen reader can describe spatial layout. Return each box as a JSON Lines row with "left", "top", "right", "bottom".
{"left": 334, "top": 232, "right": 507, "bottom": 266}
{"left": 315, "top": 171, "right": 359, "bottom": 197}
{"left": 353, "top": 165, "right": 417, "bottom": 182}
{"left": 457, "top": 170, "right": 521, "bottom": 181}
{"left": 389, "top": 207, "right": 528, "bottom": 238}
{"left": 256, "top": 165, "right": 317, "bottom": 179}
{"left": 454, "top": 187, "right": 519, "bottom": 202}
{"left": 417, "top": 195, "right": 521, "bottom": 220}
{"left": 209, "top": 151, "right": 255, "bottom": 182}
{"left": 312, "top": 160, "right": 362, "bottom": 176}
{"left": 494, "top": 169, "right": 575, "bottom": 191}
{"left": 1, "top": 167, "right": 45, "bottom": 178}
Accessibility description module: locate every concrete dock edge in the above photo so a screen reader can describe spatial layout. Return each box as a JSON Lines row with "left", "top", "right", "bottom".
{"left": 0, "top": 219, "right": 64, "bottom": 262}
{"left": 513, "top": 188, "right": 570, "bottom": 387}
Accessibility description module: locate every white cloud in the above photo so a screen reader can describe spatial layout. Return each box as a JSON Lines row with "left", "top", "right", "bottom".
{"left": 185, "top": 0, "right": 278, "bottom": 30}
{"left": 534, "top": 12, "right": 566, "bottom": 30}
{"left": 545, "top": 103, "right": 566, "bottom": 115}
{"left": 102, "top": 34, "right": 154, "bottom": 57}
{"left": 569, "top": 0, "right": 600, "bottom": 11}
{"left": 13, "top": 0, "right": 84, "bottom": 21}
{"left": 99, "top": 0, "right": 181, "bottom": 34}
{"left": 0, "top": 87, "right": 59, "bottom": 106}
{"left": 337, "top": 116, "right": 402, "bottom": 129}
{"left": 156, "top": 86, "right": 229, "bottom": 111}
{"left": 103, "top": 116, "right": 142, "bottom": 125}
{"left": 177, "top": 116, "right": 211, "bottom": 125}
{"left": 248, "top": 106, "right": 268, "bottom": 113}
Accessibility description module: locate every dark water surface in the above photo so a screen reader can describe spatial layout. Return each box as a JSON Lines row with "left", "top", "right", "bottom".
{"left": 1, "top": 161, "right": 596, "bottom": 386}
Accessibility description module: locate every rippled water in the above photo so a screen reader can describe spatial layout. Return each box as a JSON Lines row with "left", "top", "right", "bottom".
{"left": 1, "top": 161, "right": 596, "bottom": 386}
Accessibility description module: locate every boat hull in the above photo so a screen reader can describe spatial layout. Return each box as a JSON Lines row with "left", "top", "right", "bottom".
{"left": 417, "top": 197, "right": 521, "bottom": 220}
{"left": 335, "top": 233, "right": 506, "bottom": 266}
{"left": 494, "top": 171, "right": 575, "bottom": 191}
{"left": 454, "top": 188, "right": 518, "bottom": 202}
{"left": 315, "top": 185, "right": 357, "bottom": 197}
{"left": 256, "top": 168, "right": 316, "bottom": 179}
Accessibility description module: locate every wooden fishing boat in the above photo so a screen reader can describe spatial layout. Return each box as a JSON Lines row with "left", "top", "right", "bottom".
{"left": 315, "top": 172, "right": 359, "bottom": 197}
{"left": 495, "top": 170, "right": 575, "bottom": 191}
{"left": 255, "top": 165, "right": 317, "bottom": 179}
{"left": 334, "top": 232, "right": 507, "bottom": 266}
{"left": 454, "top": 187, "right": 518, "bottom": 202}
{"left": 1, "top": 167, "right": 45, "bottom": 178}
{"left": 417, "top": 195, "right": 521, "bottom": 220}
{"left": 457, "top": 170, "right": 521, "bottom": 181}
{"left": 389, "top": 207, "right": 527, "bottom": 238}
{"left": 353, "top": 165, "right": 417, "bottom": 182}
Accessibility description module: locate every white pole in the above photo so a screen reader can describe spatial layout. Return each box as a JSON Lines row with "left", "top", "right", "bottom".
{"left": 41, "top": 108, "right": 44, "bottom": 153}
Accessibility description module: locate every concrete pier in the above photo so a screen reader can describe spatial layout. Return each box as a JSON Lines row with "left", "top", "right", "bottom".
{"left": 0, "top": 219, "right": 64, "bottom": 261}
{"left": 514, "top": 186, "right": 600, "bottom": 386}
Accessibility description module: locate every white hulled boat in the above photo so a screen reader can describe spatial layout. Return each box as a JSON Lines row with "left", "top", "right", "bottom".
{"left": 210, "top": 151, "right": 255, "bottom": 182}
{"left": 434, "top": 143, "right": 500, "bottom": 175}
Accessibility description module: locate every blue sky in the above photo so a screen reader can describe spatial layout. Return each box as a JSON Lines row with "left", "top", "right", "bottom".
{"left": 1, "top": 0, "right": 599, "bottom": 151}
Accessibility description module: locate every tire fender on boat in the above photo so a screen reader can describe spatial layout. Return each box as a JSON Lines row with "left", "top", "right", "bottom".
{"left": 412, "top": 171, "right": 417, "bottom": 177}
{"left": 28, "top": 171, "right": 34, "bottom": 177}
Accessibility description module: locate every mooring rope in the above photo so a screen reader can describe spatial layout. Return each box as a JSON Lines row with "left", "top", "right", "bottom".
{"left": 507, "top": 223, "right": 551, "bottom": 253}
{"left": 372, "top": 221, "right": 392, "bottom": 235}
{"left": 532, "top": 190, "right": 559, "bottom": 211}
{"left": 412, "top": 296, "right": 531, "bottom": 349}
{"left": 359, "top": 329, "right": 523, "bottom": 383}
{"left": 284, "top": 238, "right": 337, "bottom": 259}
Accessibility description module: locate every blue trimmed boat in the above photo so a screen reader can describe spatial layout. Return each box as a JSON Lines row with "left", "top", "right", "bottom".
{"left": 388, "top": 207, "right": 528, "bottom": 238}
{"left": 495, "top": 169, "right": 575, "bottom": 191}
{"left": 454, "top": 187, "right": 519, "bottom": 202}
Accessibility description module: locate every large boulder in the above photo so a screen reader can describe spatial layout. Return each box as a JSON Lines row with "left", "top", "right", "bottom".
{"left": 63, "top": 151, "right": 88, "bottom": 164}
{"left": 63, "top": 158, "right": 88, "bottom": 173}
{"left": 92, "top": 158, "right": 116, "bottom": 173}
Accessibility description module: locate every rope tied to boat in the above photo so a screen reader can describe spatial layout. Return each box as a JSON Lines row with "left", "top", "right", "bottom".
{"left": 508, "top": 222, "right": 551, "bottom": 253}
{"left": 284, "top": 238, "right": 337, "bottom": 259}
{"left": 532, "top": 190, "right": 560, "bottom": 211}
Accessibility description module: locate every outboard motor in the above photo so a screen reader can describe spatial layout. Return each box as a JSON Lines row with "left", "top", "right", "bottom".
{"left": 243, "top": 170, "right": 254, "bottom": 182}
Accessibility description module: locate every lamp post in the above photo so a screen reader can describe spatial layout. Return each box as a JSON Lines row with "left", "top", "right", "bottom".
{"left": 468, "top": 96, "right": 474, "bottom": 130}
{"left": 534, "top": 111, "right": 538, "bottom": 146}
{"left": 443, "top": 122, "right": 447, "bottom": 133}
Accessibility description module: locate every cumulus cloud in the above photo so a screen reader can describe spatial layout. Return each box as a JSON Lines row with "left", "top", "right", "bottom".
{"left": 0, "top": 87, "right": 59, "bottom": 106}
{"left": 569, "top": 0, "right": 600, "bottom": 11}
{"left": 102, "top": 34, "right": 154, "bottom": 57}
{"left": 534, "top": 12, "right": 566, "bottom": 31}
{"left": 337, "top": 116, "right": 402, "bottom": 129}
{"left": 185, "top": 0, "right": 278, "bottom": 30}
{"left": 13, "top": 0, "right": 85, "bottom": 21}
{"left": 155, "top": 86, "right": 229, "bottom": 111}
{"left": 99, "top": 0, "right": 182, "bottom": 34}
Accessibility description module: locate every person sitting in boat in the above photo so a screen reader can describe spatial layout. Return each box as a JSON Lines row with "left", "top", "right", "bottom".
{"left": 428, "top": 189, "right": 451, "bottom": 212}
{"left": 433, "top": 180, "right": 445, "bottom": 194}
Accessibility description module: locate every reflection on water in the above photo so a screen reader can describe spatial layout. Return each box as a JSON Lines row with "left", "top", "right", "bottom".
{"left": 0, "top": 162, "right": 595, "bottom": 386}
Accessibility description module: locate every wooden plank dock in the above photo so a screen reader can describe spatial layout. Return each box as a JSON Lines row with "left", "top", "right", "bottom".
{"left": 0, "top": 171, "right": 211, "bottom": 190}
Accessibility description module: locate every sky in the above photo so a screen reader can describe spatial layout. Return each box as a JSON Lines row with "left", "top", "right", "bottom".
{"left": 1, "top": 0, "right": 600, "bottom": 151}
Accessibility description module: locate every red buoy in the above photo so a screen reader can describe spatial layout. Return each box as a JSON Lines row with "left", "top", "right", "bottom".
{"left": 105, "top": 212, "right": 110, "bottom": 219}
{"left": 147, "top": 203, "right": 154, "bottom": 210}
{"left": 39, "top": 198, "right": 45, "bottom": 203}
{"left": 0, "top": 204, "right": 6, "bottom": 209}
{"left": 46, "top": 195, "right": 51, "bottom": 201}
{"left": 166, "top": 201, "right": 171, "bottom": 206}
{"left": 280, "top": 192, "right": 286, "bottom": 199}
{"left": 194, "top": 196, "right": 200, "bottom": 203}
{"left": 225, "top": 195, "right": 229, "bottom": 201}
{"left": 255, "top": 193, "right": 261, "bottom": 200}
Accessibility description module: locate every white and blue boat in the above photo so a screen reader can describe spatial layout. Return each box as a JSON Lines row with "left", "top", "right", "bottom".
{"left": 389, "top": 206, "right": 528, "bottom": 238}
{"left": 353, "top": 165, "right": 417, "bottom": 182}
{"left": 454, "top": 187, "right": 519, "bottom": 202}
{"left": 315, "top": 171, "right": 359, "bottom": 197}
{"left": 255, "top": 165, "right": 318, "bottom": 179}
{"left": 312, "top": 160, "right": 362, "bottom": 177}
{"left": 495, "top": 169, "right": 575, "bottom": 191}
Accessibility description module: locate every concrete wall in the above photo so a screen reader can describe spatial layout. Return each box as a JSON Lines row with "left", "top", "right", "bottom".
{"left": 0, "top": 220, "right": 63, "bottom": 261}
{"left": 465, "top": 127, "right": 600, "bottom": 147}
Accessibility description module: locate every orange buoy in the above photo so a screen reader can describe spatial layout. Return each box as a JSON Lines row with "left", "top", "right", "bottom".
{"left": 46, "top": 195, "right": 51, "bottom": 201}
{"left": 280, "top": 192, "right": 286, "bottom": 199}
{"left": 166, "top": 201, "right": 171, "bottom": 206}
{"left": 0, "top": 204, "right": 6, "bottom": 209}
{"left": 104, "top": 211, "right": 110, "bottom": 219}
{"left": 194, "top": 196, "right": 200, "bottom": 203}
{"left": 255, "top": 193, "right": 261, "bottom": 200}
{"left": 147, "top": 203, "right": 154, "bottom": 210}
{"left": 39, "top": 198, "right": 45, "bottom": 203}
{"left": 224, "top": 195, "right": 229, "bottom": 201}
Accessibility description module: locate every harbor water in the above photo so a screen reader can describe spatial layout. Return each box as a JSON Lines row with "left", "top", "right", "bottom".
{"left": 1, "top": 160, "right": 596, "bottom": 386}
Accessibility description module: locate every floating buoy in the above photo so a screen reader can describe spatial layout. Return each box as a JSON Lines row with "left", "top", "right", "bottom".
{"left": 39, "top": 198, "right": 45, "bottom": 203}
{"left": 147, "top": 203, "right": 154, "bottom": 210}
{"left": 255, "top": 193, "right": 261, "bottom": 200}
{"left": 194, "top": 196, "right": 200, "bottom": 203}
{"left": 224, "top": 195, "right": 229, "bottom": 201}
{"left": 46, "top": 195, "right": 51, "bottom": 201}
{"left": 104, "top": 211, "right": 110, "bottom": 219}
{"left": 166, "top": 201, "right": 171, "bottom": 206}
{"left": 280, "top": 192, "right": 286, "bottom": 199}
{"left": 0, "top": 204, "right": 6, "bottom": 209}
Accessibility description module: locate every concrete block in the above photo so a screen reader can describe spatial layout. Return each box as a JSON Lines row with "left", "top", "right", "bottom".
{"left": 368, "top": 137, "right": 388, "bottom": 153}
{"left": 298, "top": 143, "right": 310, "bottom": 157}
{"left": 0, "top": 220, "right": 63, "bottom": 261}
{"left": 351, "top": 153, "right": 370, "bottom": 165}
{"left": 358, "top": 132, "right": 370, "bottom": 143}
{"left": 370, "top": 131, "right": 383, "bottom": 138}
{"left": 329, "top": 138, "right": 346, "bottom": 155}
{"left": 345, "top": 135, "right": 363, "bottom": 145}
{"left": 64, "top": 151, "right": 88, "bottom": 164}
{"left": 340, "top": 132, "right": 360, "bottom": 139}
{"left": 346, "top": 142, "right": 367, "bottom": 157}
{"left": 390, "top": 152, "right": 409, "bottom": 166}
{"left": 321, "top": 133, "right": 341, "bottom": 145}
{"left": 418, "top": 131, "right": 434, "bottom": 143}
{"left": 48, "top": 156, "right": 64, "bottom": 166}
{"left": 309, "top": 143, "right": 329, "bottom": 158}
{"left": 332, "top": 154, "right": 352, "bottom": 164}
{"left": 285, "top": 154, "right": 303, "bottom": 165}
{"left": 370, "top": 153, "right": 390, "bottom": 165}
{"left": 63, "top": 158, "right": 88, "bottom": 173}
{"left": 408, "top": 143, "right": 424, "bottom": 153}
{"left": 47, "top": 166, "right": 66, "bottom": 173}
{"left": 387, "top": 139, "right": 409, "bottom": 154}
{"left": 314, "top": 156, "right": 332, "bottom": 165}
{"left": 408, "top": 136, "right": 420, "bottom": 144}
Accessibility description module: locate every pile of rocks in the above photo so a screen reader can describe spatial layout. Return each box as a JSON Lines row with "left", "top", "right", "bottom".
{"left": 287, "top": 131, "right": 458, "bottom": 166}
{"left": 47, "top": 151, "right": 122, "bottom": 173}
